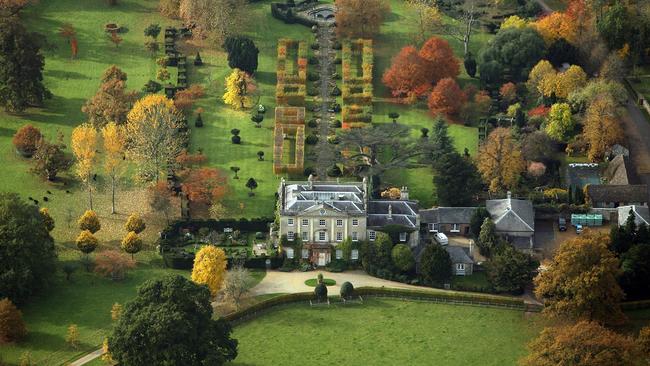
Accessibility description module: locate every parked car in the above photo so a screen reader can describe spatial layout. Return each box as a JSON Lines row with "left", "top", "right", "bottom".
{"left": 575, "top": 224, "right": 583, "bottom": 234}
{"left": 433, "top": 232, "right": 449, "bottom": 246}
{"left": 558, "top": 218, "right": 567, "bottom": 231}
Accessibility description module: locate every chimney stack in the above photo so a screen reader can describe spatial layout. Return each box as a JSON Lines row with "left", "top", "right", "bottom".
{"left": 388, "top": 204, "right": 393, "bottom": 220}
{"left": 400, "top": 186, "right": 409, "bottom": 200}
{"left": 308, "top": 174, "right": 314, "bottom": 189}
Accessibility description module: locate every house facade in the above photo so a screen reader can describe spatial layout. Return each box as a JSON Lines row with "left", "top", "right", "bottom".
{"left": 419, "top": 207, "right": 477, "bottom": 238}
{"left": 445, "top": 246, "right": 474, "bottom": 276}
{"left": 277, "top": 177, "right": 419, "bottom": 266}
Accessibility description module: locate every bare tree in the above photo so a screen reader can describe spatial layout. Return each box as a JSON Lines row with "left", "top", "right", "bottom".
{"left": 434, "top": 1, "right": 478, "bottom": 56}
{"left": 222, "top": 266, "right": 254, "bottom": 310}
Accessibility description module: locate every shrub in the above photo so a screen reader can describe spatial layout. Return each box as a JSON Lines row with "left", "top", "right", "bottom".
{"left": 340, "top": 282, "right": 354, "bottom": 299}
{"left": 94, "top": 250, "right": 136, "bottom": 281}
{"left": 307, "top": 119, "right": 318, "bottom": 128}
{"left": 305, "top": 134, "right": 318, "bottom": 145}
{"left": 0, "top": 298, "right": 27, "bottom": 344}
{"left": 78, "top": 210, "right": 101, "bottom": 233}
{"left": 391, "top": 244, "right": 415, "bottom": 272}
{"left": 231, "top": 135, "right": 241, "bottom": 144}
{"left": 314, "top": 282, "right": 328, "bottom": 301}
{"left": 327, "top": 165, "right": 342, "bottom": 177}
{"left": 12, "top": 125, "right": 42, "bottom": 157}
{"left": 143, "top": 80, "right": 162, "bottom": 93}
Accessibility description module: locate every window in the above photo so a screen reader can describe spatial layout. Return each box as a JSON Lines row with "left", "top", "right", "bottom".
{"left": 318, "top": 231, "right": 326, "bottom": 241}
{"left": 286, "top": 248, "right": 294, "bottom": 259}
{"left": 287, "top": 218, "right": 294, "bottom": 226}
{"left": 301, "top": 231, "right": 308, "bottom": 241}
{"left": 302, "top": 249, "right": 309, "bottom": 259}
{"left": 451, "top": 224, "right": 460, "bottom": 233}
{"left": 336, "top": 219, "right": 343, "bottom": 227}
{"left": 368, "top": 230, "right": 376, "bottom": 241}
{"left": 336, "top": 232, "right": 343, "bottom": 241}
{"left": 352, "top": 219, "right": 359, "bottom": 226}
{"left": 302, "top": 219, "right": 309, "bottom": 226}
{"left": 351, "top": 232, "right": 358, "bottom": 241}
{"left": 287, "top": 231, "right": 294, "bottom": 241}
{"left": 351, "top": 249, "right": 359, "bottom": 260}
{"left": 336, "top": 249, "right": 343, "bottom": 259}
{"left": 456, "top": 263, "right": 465, "bottom": 271}
{"left": 319, "top": 219, "right": 326, "bottom": 227}
{"left": 399, "top": 232, "right": 407, "bottom": 242}
{"left": 428, "top": 223, "right": 439, "bottom": 233}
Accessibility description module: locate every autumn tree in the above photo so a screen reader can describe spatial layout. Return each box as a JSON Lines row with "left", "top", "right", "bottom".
{"left": 31, "top": 133, "right": 73, "bottom": 181}
{"left": 95, "top": 250, "right": 136, "bottom": 280}
{"left": 125, "top": 213, "right": 146, "bottom": 234}
{"left": 159, "top": 0, "right": 180, "bottom": 18}
{"left": 555, "top": 64, "right": 587, "bottom": 99}
{"left": 101, "top": 122, "right": 126, "bottom": 214}
{"left": 427, "top": 78, "right": 466, "bottom": 118}
{"left": 382, "top": 46, "right": 432, "bottom": 101}
{"left": 71, "top": 124, "right": 97, "bottom": 210}
{"left": 0, "top": 298, "right": 27, "bottom": 344}
{"left": 12, "top": 124, "right": 42, "bottom": 157}
{"left": 222, "top": 266, "right": 254, "bottom": 310}
{"left": 125, "top": 94, "right": 185, "bottom": 182}
{"left": 223, "top": 68, "right": 256, "bottom": 110}
{"left": 477, "top": 128, "right": 525, "bottom": 193}
{"left": 499, "top": 82, "right": 518, "bottom": 104}
{"left": 66, "top": 324, "right": 79, "bottom": 349}
{"left": 173, "top": 84, "right": 205, "bottom": 113}
{"left": 148, "top": 182, "right": 174, "bottom": 224}
{"left": 191, "top": 246, "right": 227, "bottom": 298}
{"left": 583, "top": 95, "right": 624, "bottom": 162}
{"left": 334, "top": 0, "right": 389, "bottom": 38}
{"left": 532, "top": 11, "right": 578, "bottom": 45}
{"left": 406, "top": 0, "right": 441, "bottom": 45}
{"left": 120, "top": 231, "right": 143, "bottom": 259}
{"left": 76, "top": 230, "right": 98, "bottom": 257}
{"left": 501, "top": 15, "right": 527, "bottom": 29}
{"left": 180, "top": 167, "right": 227, "bottom": 206}
{"left": 82, "top": 66, "right": 137, "bottom": 128}
{"left": 520, "top": 321, "right": 642, "bottom": 366}
{"left": 419, "top": 36, "right": 460, "bottom": 85}
{"left": 78, "top": 210, "right": 101, "bottom": 233}
{"left": 0, "top": 17, "right": 50, "bottom": 112}
{"left": 58, "top": 23, "right": 77, "bottom": 59}
{"left": 39, "top": 207, "right": 55, "bottom": 232}
{"left": 545, "top": 103, "right": 574, "bottom": 141}
{"left": 534, "top": 230, "right": 624, "bottom": 324}
{"left": 179, "top": 0, "right": 247, "bottom": 44}
{"left": 527, "top": 60, "right": 556, "bottom": 98}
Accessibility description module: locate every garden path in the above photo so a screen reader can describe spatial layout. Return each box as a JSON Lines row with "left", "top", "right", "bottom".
{"left": 314, "top": 24, "right": 337, "bottom": 178}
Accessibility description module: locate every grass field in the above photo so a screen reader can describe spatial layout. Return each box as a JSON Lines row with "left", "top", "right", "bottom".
{"left": 231, "top": 298, "right": 541, "bottom": 366}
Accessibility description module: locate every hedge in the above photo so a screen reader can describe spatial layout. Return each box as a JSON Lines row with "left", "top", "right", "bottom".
{"left": 160, "top": 218, "right": 274, "bottom": 246}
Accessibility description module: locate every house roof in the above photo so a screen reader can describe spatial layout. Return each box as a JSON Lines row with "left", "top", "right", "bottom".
{"left": 605, "top": 155, "right": 636, "bottom": 185}
{"left": 444, "top": 245, "right": 474, "bottom": 264}
{"left": 586, "top": 185, "right": 648, "bottom": 204}
{"left": 419, "top": 207, "right": 477, "bottom": 224}
{"left": 617, "top": 205, "right": 650, "bottom": 226}
{"left": 486, "top": 197, "right": 535, "bottom": 233}
{"left": 367, "top": 200, "right": 419, "bottom": 229}
{"left": 608, "top": 144, "right": 629, "bottom": 158}
{"left": 281, "top": 181, "right": 366, "bottom": 215}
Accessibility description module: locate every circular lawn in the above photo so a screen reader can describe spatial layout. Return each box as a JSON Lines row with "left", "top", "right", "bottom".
{"left": 304, "top": 278, "right": 336, "bottom": 287}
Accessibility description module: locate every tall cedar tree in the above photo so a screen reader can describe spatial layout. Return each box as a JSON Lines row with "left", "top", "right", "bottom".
{"left": 0, "top": 18, "right": 50, "bottom": 112}
{"left": 433, "top": 152, "right": 481, "bottom": 207}
{"left": 477, "top": 127, "right": 525, "bottom": 193}
{"left": 0, "top": 193, "right": 57, "bottom": 304}
{"left": 108, "top": 275, "right": 237, "bottom": 365}
{"left": 427, "top": 77, "right": 466, "bottom": 118}
{"left": 223, "top": 36, "right": 259, "bottom": 74}
{"left": 82, "top": 66, "right": 137, "bottom": 128}
{"left": 334, "top": 0, "right": 389, "bottom": 39}
{"left": 534, "top": 230, "right": 625, "bottom": 324}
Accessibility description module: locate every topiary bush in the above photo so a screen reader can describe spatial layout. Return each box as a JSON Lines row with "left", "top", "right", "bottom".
{"left": 195, "top": 113, "right": 203, "bottom": 127}
{"left": 305, "top": 134, "right": 319, "bottom": 145}
{"left": 340, "top": 281, "right": 354, "bottom": 299}
{"left": 143, "top": 80, "right": 162, "bottom": 93}
{"left": 307, "top": 118, "right": 318, "bottom": 128}
{"left": 231, "top": 135, "right": 241, "bottom": 144}
{"left": 314, "top": 282, "right": 328, "bottom": 301}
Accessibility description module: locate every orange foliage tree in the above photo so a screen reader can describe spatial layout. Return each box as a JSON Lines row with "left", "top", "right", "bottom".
{"left": 173, "top": 84, "right": 205, "bottom": 112}
{"left": 180, "top": 167, "right": 227, "bottom": 206}
{"left": 381, "top": 46, "right": 431, "bottom": 101}
{"left": 532, "top": 11, "right": 578, "bottom": 45}
{"left": 499, "top": 82, "right": 518, "bottom": 103}
{"left": 334, "top": 0, "right": 390, "bottom": 38}
{"left": 418, "top": 36, "right": 460, "bottom": 86}
{"left": 94, "top": 250, "right": 136, "bottom": 281}
{"left": 427, "top": 77, "right": 466, "bottom": 118}
{"left": 12, "top": 124, "right": 42, "bottom": 157}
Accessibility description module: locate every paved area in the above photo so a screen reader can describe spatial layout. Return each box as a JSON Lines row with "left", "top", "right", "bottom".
{"left": 249, "top": 269, "right": 426, "bottom": 296}
{"left": 69, "top": 349, "right": 103, "bottom": 366}
{"left": 623, "top": 100, "right": 650, "bottom": 204}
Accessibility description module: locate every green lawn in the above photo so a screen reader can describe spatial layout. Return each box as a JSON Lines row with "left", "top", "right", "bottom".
{"left": 231, "top": 298, "right": 541, "bottom": 366}
{"left": 0, "top": 251, "right": 188, "bottom": 366}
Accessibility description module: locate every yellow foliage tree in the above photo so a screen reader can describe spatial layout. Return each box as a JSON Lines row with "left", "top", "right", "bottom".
{"left": 380, "top": 187, "right": 402, "bottom": 199}
{"left": 223, "top": 68, "right": 255, "bottom": 110}
{"left": 407, "top": 0, "right": 442, "bottom": 44}
{"left": 121, "top": 231, "right": 143, "bottom": 259}
{"left": 101, "top": 122, "right": 126, "bottom": 214}
{"left": 191, "top": 246, "right": 227, "bottom": 298}
{"left": 39, "top": 207, "right": 55, "bottom": 232}
{"left": 501, "top": 15, "right": 527, "bottom": 29}
{"left": 528, "top": 61, "right": 587, "bottom": 99}
{"left": 554, "top": 65, "right": 587, "bottom": 99}
{"left": 545, "top": 103, "right": 574, "bottom": 141}
{"left": 110, "top": 303, "right": 122, "bottom": 321}
{"left": 71, "top": 123, "right": 97, "bottom": 210}
{"left": 78, "top": 210, "right": 101, "bottom": 233}
{"left": 527, "top": 60, "right": 556, "bottom": 98}
{"left": 583, "top": 95, "right": 624, "bottom": 162}
{"left": 124, "top": 213, "right": 146, "bottom": 234}
{"left": 477, "top": 127, "right": 525, "bottom": 193}
{"left": 532, "top": 11, "right": 577, "bottom": 45}
{"left": 76, "top": 230, "right": 98, "bottom": 255}
{"left": 101, "top": 337, "right": 114, "bottom": 363}
{"left": 66, "top": 324, "right": 79, "bottom": 349}
{"left": 125, "top": 94, "right": 184, "bottom": 182}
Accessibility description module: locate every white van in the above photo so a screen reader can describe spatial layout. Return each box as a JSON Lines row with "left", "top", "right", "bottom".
{"left": 433, "top": 232, "right": 449, "bottom": 246}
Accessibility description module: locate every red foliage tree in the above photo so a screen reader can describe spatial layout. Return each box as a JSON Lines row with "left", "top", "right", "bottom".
{"left": 418, "top": 37, "right": 460, "bottom": 86}
{"left": 173, "top": 84, "right": 205, "bottom": 112}
{"left": 181, "top": 167, "right": 227, "bottom": 206}
{"left": 381, "top": 46, "right": 431, "bottom": 101}
{"left": 499, "top": 82, "right": 518, "bottom": 103}
{"left": 12, "top": 124, "right": 42, "bottom": 156}
{"left": 427, "top": 78, "right": 466, "bottom": 118}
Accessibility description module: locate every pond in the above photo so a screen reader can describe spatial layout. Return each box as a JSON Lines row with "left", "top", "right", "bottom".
{"left": 566, "top": 163, "right": 603, "bottom": 189}
{"left": 308, "top": 6, "right": 335, "bottom": 22}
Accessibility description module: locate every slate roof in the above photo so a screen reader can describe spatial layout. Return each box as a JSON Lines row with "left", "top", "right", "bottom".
{"left": 367, "top": 200, "right": 419, "bottom": 229}
{"left": 420, "top": 207, "right": 477, "bottom": 224}
{"left": 586, "top": 185, "right": 648, "bottom": 204}
{"left": 605, "top": 155, "right": 637, "bottom": 185}
{"left": 282, "top": 182, "right": 366, "bottom": 215}
{"left": 444, "top": 246, "right": 474, "bottom": 264}
{"left": 618, "top": 205, "right": 650, "bottom": 226}
{"left": 486, "top": 198, "right": 535, "bottom": 233}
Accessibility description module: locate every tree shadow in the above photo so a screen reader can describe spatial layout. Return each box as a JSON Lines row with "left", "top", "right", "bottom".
{"left": 254, "top": 71, "right": 277, "bottom": 86}
{"left": 44, "top": 69, "right": 90, "bottom": 81}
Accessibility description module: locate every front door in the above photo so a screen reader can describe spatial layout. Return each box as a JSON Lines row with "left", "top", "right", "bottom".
{"left": 318, "top": 252, "right": 326, "bottom": 266}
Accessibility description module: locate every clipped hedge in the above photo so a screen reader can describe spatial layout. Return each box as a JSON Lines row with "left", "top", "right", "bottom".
{"left": 160, "top": 218, "right": 274, "bottom": 247}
